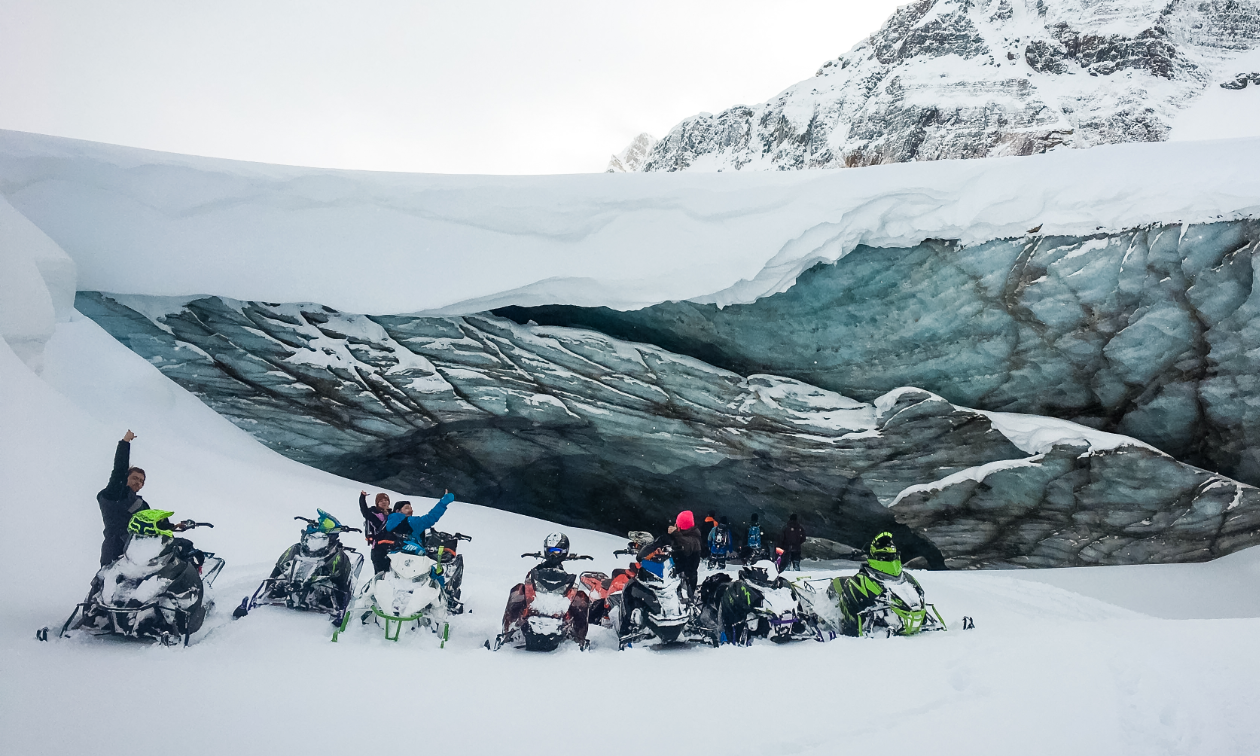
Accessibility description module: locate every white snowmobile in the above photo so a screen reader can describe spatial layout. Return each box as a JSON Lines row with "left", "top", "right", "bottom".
{"left": 332, "top": 550, "right": 450, "bottom": 645}
{"left": 617, "top": 538, "right": 719, "bottom": 650}
{"left": 46, "top": 510, "right": 223, "bottom": 647}
{"left": 233, "top": 510, "right": 364, "bottom": 622}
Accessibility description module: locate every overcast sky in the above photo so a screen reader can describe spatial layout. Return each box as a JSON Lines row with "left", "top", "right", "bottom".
{"left": 0, "top": 0, "right": 905, "bottom": 174}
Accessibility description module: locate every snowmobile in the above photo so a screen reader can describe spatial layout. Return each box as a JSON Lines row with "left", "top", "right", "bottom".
{"left": 829, "top": 567, "right": 946, "bottom": 638}
{"left": 617, "top": 538, "right": 719, "bottom": 650}
{"left": 417, "top": 527, "right": 472, "bottom": 614}
{"left": 577, "top": 530, "right": 652, "bottom": 629}
{"left": 48, "top": 510, "right": 223, "bottom": 647}
{"left": 715, "top": 560, "right": 826, "bottom": 645}
{"left": 232, "top": 510, "right": 364, "bottom": 622}
{"left": 491, "top": 533, "right": 594, "bottom": 652}
{"left": 332, "top": 548, "right": 451, "bottom": 645}
{"left": 830, "top": 531, "right": 947, "bottom": 638}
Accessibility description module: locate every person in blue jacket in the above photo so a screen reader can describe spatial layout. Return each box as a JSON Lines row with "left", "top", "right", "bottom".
{"left": 384, "top": 490, "right": 455, "bottom": 554}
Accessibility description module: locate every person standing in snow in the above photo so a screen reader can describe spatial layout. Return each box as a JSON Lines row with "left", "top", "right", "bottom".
{"left": 359, "top": 490, "right": 393, "bottom": 575}
{"left": 701, "top": 510, "right": 718, "bottom": 543}
{"left": 779, "top": 513, "right": 807, "bottom": 571}
{"left": 743, "top": 513, "right": 763, "bottom": 563}
{"left": 96, "top": 430, "right": 186, "bottom": 566}
{"left": 707, "top": 516, "right": 734, "bottom": 569}
{"left": 668, "top": 510, "right": 704, "bottom": 598}
{"left": 384, "top": 491, "right": 455, "bottom": 553}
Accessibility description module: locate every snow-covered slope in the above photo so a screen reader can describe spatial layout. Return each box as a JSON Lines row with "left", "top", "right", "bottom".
{"left": 639, "top": 0, "right": 1260, "bottom": 171}
{"left": 4, "top": 316, "right": 1260, "bottom": 755}
{"left": 1, "top": 129, "right": 1259, "bottom": 315}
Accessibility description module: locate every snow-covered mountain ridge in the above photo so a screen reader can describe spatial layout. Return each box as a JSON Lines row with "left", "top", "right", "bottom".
{"left": 635, "top": 0, "right": 1260, "bottom": 171}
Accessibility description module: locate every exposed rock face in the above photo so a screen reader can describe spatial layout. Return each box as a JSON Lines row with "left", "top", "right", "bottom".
{"left": 497, "top": 220, "right": 1260, "bottom": 488}
{"left": 1221, "top": 71, "right": 1260, "bottom": 89}
{"left": 635, "top": 0, "right": 1260, "bottom": 171}
{"left": 893, "top": 441, "right": 1260, "bottom": 568}
{"left": 605, "top": 133, "right": 658, "bottom": 172}
{"left": 77, "top": 291, "right": 1260, "bottom": 567}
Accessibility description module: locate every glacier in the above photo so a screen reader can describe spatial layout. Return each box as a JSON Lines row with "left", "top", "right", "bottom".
{"left": 498, "top": 220, "right": 1260, "bottom": 489}
{"left": 4, "top": 129, "right": 1260, "bottom": 567}
{"left": 76, "top": 291, "right": 1260, "bottom": 568}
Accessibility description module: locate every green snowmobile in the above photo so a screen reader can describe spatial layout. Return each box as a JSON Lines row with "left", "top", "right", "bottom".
{"left": 829, "top": 532, "right": 946, "bottom": 638}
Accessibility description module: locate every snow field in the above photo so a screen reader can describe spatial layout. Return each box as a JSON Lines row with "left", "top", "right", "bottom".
{"left": 3, "top": 316, "right": 1260, "bottom": 755}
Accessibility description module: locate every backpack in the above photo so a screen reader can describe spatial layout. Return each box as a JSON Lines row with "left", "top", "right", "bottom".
{"left": 747, "top": 525, "right": 761, "bottom": 549}
{"left": 711, "top": 526, "right": 731, "bottom": 553}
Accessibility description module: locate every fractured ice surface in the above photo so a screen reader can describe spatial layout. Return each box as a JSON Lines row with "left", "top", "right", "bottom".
{"left": 499, "top": 221, "right": 1260, "bottom": 488}
{"left": 77, "top": 291, "right": 1260, "bottom": 568}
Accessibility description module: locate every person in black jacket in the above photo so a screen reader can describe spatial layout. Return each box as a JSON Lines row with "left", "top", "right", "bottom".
{"left": 358, "top": 490, "right": 393, "bottom": 575}
{"left": 96, "top": 430, "right": 183, "bottom": 566}
{"left": 779, "top": 513, "right": 806, "bottom": 571}
{"left": 669, "top": 510, "right": 704, "bottom": 598}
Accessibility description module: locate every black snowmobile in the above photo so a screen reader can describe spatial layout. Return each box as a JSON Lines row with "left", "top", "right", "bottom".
{"left": 491, "top": 533, "right": 594, "bottom": 652}
{"left": 830, "top": 532, "right": 946, "bottom": 638}
{"left": 617, "top": 537, "right": 719, "bottom": 650}
{"left": 418, "top": 528, "right": 471, "bottom": 614}
{"left": 708, "top": 559, "right": 825, "bottom": 645}
{"left": 233, "top": 510, "right": 364, "bottom": 622}
{"left": 48, "top": 509, "right": 223, "bottom": 646}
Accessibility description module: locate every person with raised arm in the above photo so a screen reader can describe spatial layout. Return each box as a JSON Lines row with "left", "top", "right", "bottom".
{"left": 359, "top": 490, "right": 393, "bottom": 575}
{"left": 96, "top": 430, "right": 185, "bottom": 566}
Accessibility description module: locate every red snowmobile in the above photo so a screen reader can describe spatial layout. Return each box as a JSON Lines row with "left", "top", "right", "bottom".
{"left": 491, "top": 533, "right": 594, "bottom": 652}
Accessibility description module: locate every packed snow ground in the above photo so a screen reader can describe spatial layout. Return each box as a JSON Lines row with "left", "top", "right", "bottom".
{"left": 3, "top": 315, "right": 1260, "bottom": 756}
{"left": 2, "top": 130, "right": 1259, "bottom": 315}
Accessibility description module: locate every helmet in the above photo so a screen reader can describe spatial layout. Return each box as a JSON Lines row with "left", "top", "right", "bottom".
{"left": 127, "top": 509, "right": 175, "bottom": 538}
{"left": 867, "top": 531, "right": 902, "bottom": 577}
{"left": 543, "top": 532, "right": 570, "bottom": 560}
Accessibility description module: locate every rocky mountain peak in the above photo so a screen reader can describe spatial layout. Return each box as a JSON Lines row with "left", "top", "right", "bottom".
{"left": 629, "top": 0, "right": 1260, "bottom": 172}
{"left": 605, "top": 132, "right": 658, "bottom": 172}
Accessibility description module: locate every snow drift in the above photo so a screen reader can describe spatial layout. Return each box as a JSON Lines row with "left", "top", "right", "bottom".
{"left": 1, "top": 129, "right": 1259, "bottom": 315}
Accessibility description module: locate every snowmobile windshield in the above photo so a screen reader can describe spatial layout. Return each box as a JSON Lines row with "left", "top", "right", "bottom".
{"left": 306, "top": 509, "right": 341, "bottom": 534}
{"left": 532, "top": 568, "right": 575, "bottom": 593}
{"left": 640, "top": 559, "right": 666, "bottom": 579}
{"left": 868, "top": 556, "right": 902, "bottom": 577}
{"left": 127, "top": 509, "right": 175, "bottom": 538}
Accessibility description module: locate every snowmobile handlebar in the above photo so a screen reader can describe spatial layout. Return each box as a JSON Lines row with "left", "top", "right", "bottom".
{"left": 613, "top": 548, "right": 636, "bottom": 556}
{"left": 520, "top": 552, "right": 593, "bottom": 561}
{"left": 180, "top": 521, "right": 214, "bottom": 530}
